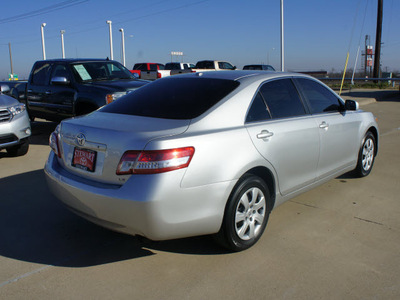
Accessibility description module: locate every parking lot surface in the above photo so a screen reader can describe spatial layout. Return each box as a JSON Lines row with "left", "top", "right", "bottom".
{"left": 1, "top": 90, "right": 399, "bottom": 299}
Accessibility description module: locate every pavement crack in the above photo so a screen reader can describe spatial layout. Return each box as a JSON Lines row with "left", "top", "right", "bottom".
{"left": 289, "top": 200, "right": 319, "bottom": 209}
{"left": 354, "top": 216, "right": 384, "bottom": 226}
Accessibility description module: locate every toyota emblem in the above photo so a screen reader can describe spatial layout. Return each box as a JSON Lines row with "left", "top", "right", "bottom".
{"left": 76, "top": 133, "right": 86, "bottom": 146}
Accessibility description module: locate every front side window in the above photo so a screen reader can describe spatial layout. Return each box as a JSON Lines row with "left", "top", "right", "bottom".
{"left": 51, "top": 64, "right": 70, "bottom": 81}
{"left": 219, "top": 62, "right": 235, "bottom": 70}
{"left": 71, "top": 61, "right": 134, "bottom": 82}
{"left": 295, "top": 78, "right": 343, "bottom": 114}
{"left": 259, "top": 79, "right": 306, "bottom": 119}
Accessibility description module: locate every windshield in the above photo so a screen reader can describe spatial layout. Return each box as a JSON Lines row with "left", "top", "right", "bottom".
{"left": 100, "top": 77, "right": 240, "bottom": 119}
{"left": 71, "top": 61, "right": 135, "bottom": 82}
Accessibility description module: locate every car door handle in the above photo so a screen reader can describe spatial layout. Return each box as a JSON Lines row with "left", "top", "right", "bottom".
{"left": 319, "top": 121, "right": 329, "bottom": 129}
{"left": 257, "top": 130, "right": 274, "bottom": 139}
{"left": 45, "top": 91, "right": 52, "bottom": 95}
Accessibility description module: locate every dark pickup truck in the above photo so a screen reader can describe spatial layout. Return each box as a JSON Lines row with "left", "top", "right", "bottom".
{"left": 9, "top": 59, "right": 148, "bottom": 121}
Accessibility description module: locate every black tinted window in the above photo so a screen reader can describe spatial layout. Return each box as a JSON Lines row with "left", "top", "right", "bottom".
{"left": 246, "top": 92, "right": 271, "bottom": 123}
{"left": 165, "top": 63, "right": 179, "bottom": 70}
{"left": 260, "top": 79, "right": 306, "bottom": 119}
{"left": 31, "top": 62, "right": 51, "bottom": 85}
{"left": 51, "top": 64, "right": 70, "bottom": 81}
{"left": 195, "top": 61, "right": 214, "bottom": 69}
{"left": 295, "top": 78, "right": 342, "bottom": 114}
{"left": 101, "top": 77, "right": 240, "bottom": 119}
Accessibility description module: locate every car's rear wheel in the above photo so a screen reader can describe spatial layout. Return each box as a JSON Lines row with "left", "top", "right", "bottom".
{"left": 215, "top": 175, "right": 271, "bottom": 251}
{"left": 354, "top": 131, "right": 376, "bottom": 177}
{"left": 6, "top": 138, "right": 29, "bottom": 157}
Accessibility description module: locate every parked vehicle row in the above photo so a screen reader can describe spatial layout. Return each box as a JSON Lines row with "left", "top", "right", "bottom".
{"left": 44, "top": 70, "right": 378, "bottom": 251}
{"left": 130, "top": 60, "right": 260, "bottom": 80}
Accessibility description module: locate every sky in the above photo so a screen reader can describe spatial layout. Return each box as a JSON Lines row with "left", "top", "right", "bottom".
{"left": 0, "top": 0, "right": 399, "bottom": 80}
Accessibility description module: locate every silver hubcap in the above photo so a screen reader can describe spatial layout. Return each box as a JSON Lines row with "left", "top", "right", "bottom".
{"left": 235, "top": 187, "right": 266, "bottom": 240}
{"left": 362, "top": 138, "right": 374, "bottom": 171}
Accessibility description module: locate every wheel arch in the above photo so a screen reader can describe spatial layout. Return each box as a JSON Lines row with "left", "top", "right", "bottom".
{"left": 240, "top": 166, "right": 276, "bottom": 211}
{"left": 367, "top": 126, "right": 379, "bottom": 156}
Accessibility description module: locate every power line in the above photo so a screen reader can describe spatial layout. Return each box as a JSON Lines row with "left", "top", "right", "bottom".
{"left": 0, "top": 0, "right": 88, "bottom": 25}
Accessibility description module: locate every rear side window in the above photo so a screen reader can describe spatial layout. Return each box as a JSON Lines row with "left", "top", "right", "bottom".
{"left": 31, "top": 62, "right": 51, "bottom": 85}
{"left": 246, "top": 92, "right": 271, "bottom": 123}
{"left": 260, "top": 79, "right": 306, "bottom": 119}
{"left": 195, "top": 61, "right": 214, "bottom": 69}
{"left": 101, "top": 77, "right": 240, "bottom": 119}
{"left": 295, "top": 78, "right": 343, "bottom": 114}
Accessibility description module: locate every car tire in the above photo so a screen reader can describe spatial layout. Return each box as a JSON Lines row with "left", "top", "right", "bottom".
{"left": 215, "top": 174, "right": 271, "bottom": 251}
{"left": 354, "top": 131, "right": 376, "bottom": 177}
{"left": 6, "top": 138, "right": 29, "bottom": 157}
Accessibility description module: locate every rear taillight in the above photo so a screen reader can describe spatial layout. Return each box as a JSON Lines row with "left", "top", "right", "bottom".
{"left": 49, "top": 132, "right": 61, "bottom": 158}
{"left": 116, "top": 147, "right": 195, "bottom": 175}
{"left": 157, "top": 72, "right": 162, "bottom": 79}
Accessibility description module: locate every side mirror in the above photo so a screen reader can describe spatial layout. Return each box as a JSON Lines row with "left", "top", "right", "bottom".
{"left": 233, "top": 66, "right": 237, "bottom": 70}
{"left": 131, "top": 73, "right": 139, "bottom": 79}
{"left": 0, "top": 85, "right": 10, "bottom": 93}
{"left": 344, "top": 99, "right": 359, "bottom": 111}
{"left": 51, "top": 76, "right": 70, "bottom": 85}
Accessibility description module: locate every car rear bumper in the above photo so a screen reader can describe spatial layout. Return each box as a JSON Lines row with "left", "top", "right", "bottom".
{"left": 44, "top": 152, "right": 235, "bottom": 240}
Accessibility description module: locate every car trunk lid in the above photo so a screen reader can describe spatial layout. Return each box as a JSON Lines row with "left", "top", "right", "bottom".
{"left": 57, "top": 111, "right": 190, "bottom": 185}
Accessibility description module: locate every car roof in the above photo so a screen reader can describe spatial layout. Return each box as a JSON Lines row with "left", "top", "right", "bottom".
{"left": 35, "top": 58, "right": 117, "bottom": 64}
{"left": 177, "top": 70, "right": 309, "bottom": 83}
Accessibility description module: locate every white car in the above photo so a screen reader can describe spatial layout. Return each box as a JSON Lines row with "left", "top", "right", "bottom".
{"left": 0, "top": 85, "right": 31, "bottom": 156}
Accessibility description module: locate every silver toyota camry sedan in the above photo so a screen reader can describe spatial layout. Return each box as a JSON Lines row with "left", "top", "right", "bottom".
{"left": 45, "top": 71, "right": 378, "bottom": 251}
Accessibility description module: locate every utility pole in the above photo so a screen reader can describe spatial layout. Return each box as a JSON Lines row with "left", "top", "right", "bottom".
{"left": 373, "top": 0, "right": 383, "bottom": 79}
{"left": 8, "top": 43, "right": 14, "bottom": 79}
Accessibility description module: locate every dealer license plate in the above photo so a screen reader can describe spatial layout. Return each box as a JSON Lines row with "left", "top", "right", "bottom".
{"left": 72, "top": 148, "right": 97, "bottom": 172}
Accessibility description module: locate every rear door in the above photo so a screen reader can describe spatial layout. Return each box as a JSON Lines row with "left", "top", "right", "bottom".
{"left": 245, "top": 78, "right": 320, "bottom": 196}
{"left": 294, "top": 78, "right": 361, "bottom": 178}
{"left": 26, "top": 62, "right": 52, "bottom": 117}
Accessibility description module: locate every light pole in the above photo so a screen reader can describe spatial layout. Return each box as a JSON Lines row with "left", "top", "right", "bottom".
{"left": 41, "top": 23, "right": 46, "bottom": 60}
{"left": 106, "top": 20, "right": 113, "bottom": 60}
{"left": 119, "top": 28, "right": 125, "bottom": 66}
{"left": 61, "top": 30, "right": 66, "bottom": 58}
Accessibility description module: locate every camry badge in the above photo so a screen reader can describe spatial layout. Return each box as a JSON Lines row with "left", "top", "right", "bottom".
{"left": 76, "top": 133, "right": 86, "bottom": 146}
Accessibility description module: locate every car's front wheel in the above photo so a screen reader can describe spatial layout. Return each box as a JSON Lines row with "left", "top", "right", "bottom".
{"left": 354, "top": 131, "right": 376, "bottom": 177}
{"left": 215, "top": 175, "right": 271, "bottom": 251}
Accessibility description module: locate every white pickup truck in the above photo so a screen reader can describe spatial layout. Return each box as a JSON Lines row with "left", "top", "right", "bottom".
{"left": 193, "top": 60, "right": 236, "bottom": 72}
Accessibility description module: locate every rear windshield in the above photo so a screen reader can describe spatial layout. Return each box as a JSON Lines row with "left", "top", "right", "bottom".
{"left": 100, "top": 77, "right": 240, "bottom": 119}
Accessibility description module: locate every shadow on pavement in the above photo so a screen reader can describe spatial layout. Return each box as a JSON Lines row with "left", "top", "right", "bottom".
{"left": 0, "top": 170, "right": 227, "bottom": 267}
{"left": 29, "top": 120, "right": 59, "bottom": 146}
